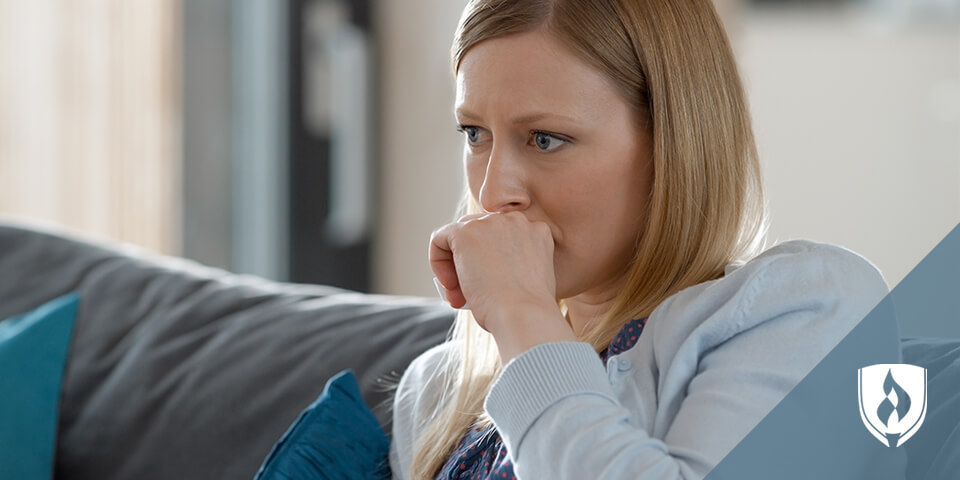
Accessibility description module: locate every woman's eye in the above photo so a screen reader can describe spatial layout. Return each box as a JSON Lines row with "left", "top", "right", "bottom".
{"left": 531, "top": 131, "right": 566, "bottom": 152}
{"left": 457, "top": 125, "right": 481, "bottom": 144}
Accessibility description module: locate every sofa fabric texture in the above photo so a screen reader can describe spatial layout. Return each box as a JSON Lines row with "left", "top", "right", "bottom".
{"left": 0, "top": 222, "right": 454, "bottom": 479}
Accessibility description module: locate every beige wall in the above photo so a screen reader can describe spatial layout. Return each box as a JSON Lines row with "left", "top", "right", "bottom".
{"left": 0, "top": 0, "right": 180, "bottom": 255}
{"left": 375, "top": 2, "right": 960, "bottom": 297}
{"left": 739, "top": 8, "right": 960, "bottom": 287}
{"left": 375, "top": 0, "right": 468, "bottom": 296}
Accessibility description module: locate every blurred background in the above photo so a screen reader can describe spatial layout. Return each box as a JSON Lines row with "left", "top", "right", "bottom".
{"left": 0, "top": 0, "right": 957, "bottom": 298}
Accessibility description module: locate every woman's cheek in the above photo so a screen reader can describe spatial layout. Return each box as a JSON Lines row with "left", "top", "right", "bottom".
{"left": 464, "top": 158, "right": 485, "bottom": 201}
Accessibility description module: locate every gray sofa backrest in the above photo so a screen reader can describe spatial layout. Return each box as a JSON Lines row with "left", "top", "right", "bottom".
{"left": 0, "top": 222, "right": 455, "bottom": 479}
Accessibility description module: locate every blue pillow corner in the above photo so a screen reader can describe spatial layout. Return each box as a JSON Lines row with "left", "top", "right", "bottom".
{"left": 0, "top": 292, "right": 82, "bottom": 479}
{"left": 255, "top": 369, "right": 392, "bottom": 480}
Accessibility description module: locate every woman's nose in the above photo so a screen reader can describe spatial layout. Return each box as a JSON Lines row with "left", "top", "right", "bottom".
{"left": 477, "top": 148, "right": 530, "bottom": 213}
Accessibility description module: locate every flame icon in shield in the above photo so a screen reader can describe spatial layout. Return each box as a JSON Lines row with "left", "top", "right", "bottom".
{"left": 858, "top": 364, "right": 927, "bottom": 447}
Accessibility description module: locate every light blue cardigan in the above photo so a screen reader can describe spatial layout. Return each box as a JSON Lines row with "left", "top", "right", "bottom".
{"left": 390, "top": 241, "right": 897, "bottom": 479}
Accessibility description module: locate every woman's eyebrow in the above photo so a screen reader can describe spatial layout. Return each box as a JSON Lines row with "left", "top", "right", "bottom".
{"left": 454, "top": 108, "right": 482, "bottom": 122}
{"left": 455, "top": 108, "right": 579, "bottom": 126}
{"left": 509, "top": 112, "right": 579, "bottom": 126}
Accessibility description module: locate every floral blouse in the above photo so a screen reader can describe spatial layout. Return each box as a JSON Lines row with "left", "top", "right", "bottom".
{"left": 435, "top": 317, "right": 649, "bottom": 480}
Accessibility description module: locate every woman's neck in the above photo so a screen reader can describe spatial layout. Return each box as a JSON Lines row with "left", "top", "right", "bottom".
{"left": 564, "top": 285, "right": 622, "bottom": 337}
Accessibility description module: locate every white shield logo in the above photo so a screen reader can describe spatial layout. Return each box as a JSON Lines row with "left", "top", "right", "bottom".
{"left": 858, "top": 364, "right": 927, "bottom": 447}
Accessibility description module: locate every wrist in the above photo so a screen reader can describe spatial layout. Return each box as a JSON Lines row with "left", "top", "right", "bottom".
{"left": 484, "top": 302, "right": 577, "bottom": 364}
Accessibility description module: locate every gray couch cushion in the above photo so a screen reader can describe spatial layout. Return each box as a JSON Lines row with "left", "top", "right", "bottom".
{"left": 0, "top": 222, "right": 455, "bottom": 480}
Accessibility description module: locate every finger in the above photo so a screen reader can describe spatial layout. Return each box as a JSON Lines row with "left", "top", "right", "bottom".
{"left": 430, "top": 223, "right": 474, "bottom": 309}
{"left": 445, "top": 285, "right": 469, "bottom": 309}
{"left": 428, "top": 223, "right": 460, "bottom": 292}
{"left": 433, "top": 277, "right": 469, "bottom": 309}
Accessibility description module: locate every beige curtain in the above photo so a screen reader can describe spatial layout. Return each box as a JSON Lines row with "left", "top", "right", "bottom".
{"left": 0, "top": 0, "right": 180, "bottom": 255}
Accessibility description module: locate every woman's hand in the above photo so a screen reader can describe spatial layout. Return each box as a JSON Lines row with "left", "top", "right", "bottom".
{"left": 429, "top": 212, "right": 576, "bottom": 362}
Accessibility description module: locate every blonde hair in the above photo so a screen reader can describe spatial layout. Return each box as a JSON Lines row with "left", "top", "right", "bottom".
{"left": 410, "top": 0, "right": 766, "bottom": 477}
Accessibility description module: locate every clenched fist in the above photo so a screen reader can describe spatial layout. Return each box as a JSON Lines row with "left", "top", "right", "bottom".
{"left": 429, "top": 211, "right": 576, "bottom": 362}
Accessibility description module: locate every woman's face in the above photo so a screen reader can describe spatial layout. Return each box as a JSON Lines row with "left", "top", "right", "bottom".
{"left": 455, "top": 29, "right": 653, "bottom": 303}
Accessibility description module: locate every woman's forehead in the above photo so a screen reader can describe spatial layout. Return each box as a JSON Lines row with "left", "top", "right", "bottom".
{"left": 455, "top": 31, "right": 625, "bottom": 124}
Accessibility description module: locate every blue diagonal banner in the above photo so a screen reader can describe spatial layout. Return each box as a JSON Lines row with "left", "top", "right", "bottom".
{"left": 706, "top": 222, "right": 960, "bottom": 480}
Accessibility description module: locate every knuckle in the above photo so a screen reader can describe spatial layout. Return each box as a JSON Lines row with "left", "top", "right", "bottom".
{"left": 429, "top": 226, "right": 448, "bottom": 242}
{"left": 458, "top": 219, "right": 480, "bottom": 238}
{"left": 458, "top": 213, "right": 488, "bottom": 224}
{"left": 534, "top": 223, "right": 553, "bottom": 242}
{"left": 430, "top": 222, "right": 460, "bottom": 244}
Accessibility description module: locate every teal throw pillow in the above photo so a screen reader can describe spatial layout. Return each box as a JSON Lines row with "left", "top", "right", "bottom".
{"left": 254, "top": 370, "right": 391, "bottom": 480}
{"left": 0, "top": 293, "right": 80, "bottom": 479}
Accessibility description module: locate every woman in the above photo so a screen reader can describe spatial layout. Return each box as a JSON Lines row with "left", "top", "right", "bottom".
{"left": 390, "top": 1, "right": 890, "bottom": 478}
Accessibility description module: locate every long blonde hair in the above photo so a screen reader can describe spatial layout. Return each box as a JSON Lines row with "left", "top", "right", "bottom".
{"left": 410, "top": 0, "right": 766, "bottom": 477}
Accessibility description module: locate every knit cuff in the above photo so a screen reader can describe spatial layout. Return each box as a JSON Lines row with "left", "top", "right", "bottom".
{"left": 484, "top": 342, "right": 618, "bottom": 455}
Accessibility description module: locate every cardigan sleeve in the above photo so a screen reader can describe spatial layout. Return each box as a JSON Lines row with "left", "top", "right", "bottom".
{"left": 484, "top": 242, "right": 893, "bottom": 480}
{"left": 390, "top": 341, "right": 461, "bottom": 480}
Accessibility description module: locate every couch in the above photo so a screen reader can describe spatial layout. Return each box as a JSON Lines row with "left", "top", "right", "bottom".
{"left": 3, "top": 222, "right": 957, "bottom": 480}
{"left": 0, "top": 222, "right": 455, "bottom": 479}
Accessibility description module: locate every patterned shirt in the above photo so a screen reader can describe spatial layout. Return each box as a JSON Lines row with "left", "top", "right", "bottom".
{"left": 435, "top": 317, "right": 649, "bottom": 480}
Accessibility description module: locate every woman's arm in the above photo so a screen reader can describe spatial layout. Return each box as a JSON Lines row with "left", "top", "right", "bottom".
{"left": 390, "top": 342, "right": 459, "bottom": 480}
{"left": 485, "top": 242, "right": 898, "bottom": 479}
